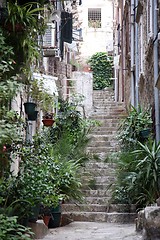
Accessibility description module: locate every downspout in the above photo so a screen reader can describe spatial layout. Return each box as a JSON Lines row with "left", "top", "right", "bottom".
{"left": 121, "top": 0, "right": 124, "bottom": 102}
{"left": 135, "top": 0, "right": 139, "bottom": 107}
{"left": 153, "top": 0, "right": 160, "bottom": 142}
{"left": 57, "top": 0, "right": 61, "bottom": 54}
{"left": 130, "top": 0, "right": 135, "bottom": 106}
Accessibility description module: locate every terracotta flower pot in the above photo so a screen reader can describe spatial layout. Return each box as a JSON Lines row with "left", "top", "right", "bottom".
{"left": 43, "top": 215, "right": 51, "bottom": 227}
{"left": 42, "top": 119, "right": 54, "bottom": 127}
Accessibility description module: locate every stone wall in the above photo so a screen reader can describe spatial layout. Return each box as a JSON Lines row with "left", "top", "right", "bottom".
{"left": 121, "top": 0, "right": 160, "bottom": 109}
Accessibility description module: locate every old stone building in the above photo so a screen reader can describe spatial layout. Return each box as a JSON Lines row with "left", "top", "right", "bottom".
{"left": 113, "top": 0, "right": 160, "bottom": 141}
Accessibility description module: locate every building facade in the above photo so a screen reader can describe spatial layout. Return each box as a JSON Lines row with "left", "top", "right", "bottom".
{"left": 77, "top": 0, "right": 113, "bottom": 64}
{"left": 113, "top": 0, "right": 160, "bottom": 141}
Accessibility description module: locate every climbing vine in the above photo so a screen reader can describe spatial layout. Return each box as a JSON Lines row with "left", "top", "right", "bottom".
{"left": 88, "top": 52, "right": 113, "bottom": 90}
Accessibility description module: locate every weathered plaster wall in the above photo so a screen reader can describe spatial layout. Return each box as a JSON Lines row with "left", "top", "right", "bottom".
{"left": 78, "top": 0, "right": 113, "bottom": 62}
{"left": 72, "top": 71, "right": 93, "bottom": 117}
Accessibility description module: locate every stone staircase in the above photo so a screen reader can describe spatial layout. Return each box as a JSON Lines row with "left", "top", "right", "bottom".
{"left": 62, "top": 89, "right": 137, "bottom": 224}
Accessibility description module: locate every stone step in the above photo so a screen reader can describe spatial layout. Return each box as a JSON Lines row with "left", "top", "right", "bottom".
{"left": 90, "top": 115, "right": 121, "bottom": 120}
{"left": 85, "top": 162, "right": 117, "bottom": 170}
{"left": 82, "top": 183, "right": 116, "bottom": 190}
{"left": 85, "top": 196, "right": 111, "bottom": 204}
{"left": 83, "top": 189, "right": 112, "bottom": 197}
{"left": 62, "top": 204, "right": 136, "bottom": 213}
{"left": 82, "top": 175, "right": 115, "bottom": 184}
{"left": 91, "top": 128, "right": 117, "bottom": 134}
{"left": 87, "top": 141, "right": 118, "bottom": 148}
{"left": 62, "top": 212, "right": 137, "bottom": 223}
{"left": 83, "top": 169, "right": 116, "bottom": 177}
{"left": 90, "top": 119, "right": 119, "bottom": 126}
{"left": 90, "top": 122, "right": 119, "bottom": 128}
{"left": 88, "top": 135, "right": 118, "bottom": 141}
{"left": 87, "top": 146, "right": 119, "bottom": 154}
{"left": 93, "top": 101, "right": 125, "bottom": 106}
{"left": 93, "top": 89, "right": 114, "bottom": 95}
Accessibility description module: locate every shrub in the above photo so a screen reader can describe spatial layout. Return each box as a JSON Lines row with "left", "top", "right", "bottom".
{"left": 0, "top": 214, "right": 33, "bottom": 240}
{"left": 112, "top": 140, "right": 160, "bottom": 208}
{"left": 118, "top": 105, "right": 153, "bottom": 151}
{"left": 87, "top": 52, "right": 113, "bottom": 89}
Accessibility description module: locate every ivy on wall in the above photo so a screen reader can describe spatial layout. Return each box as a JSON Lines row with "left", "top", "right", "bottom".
{"left": 88, "top": 52, "right": 113, "bottom": 90}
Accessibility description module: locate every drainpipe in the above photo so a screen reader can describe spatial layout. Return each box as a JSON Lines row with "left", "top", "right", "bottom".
{"left": 130, "top": 0, "right": 135, "bottom": 106}
{"left": 135, "top": 0, "right": 139, "bottom": 108}
{"left": 153, "top": 0, "right": 160, "bottom": 142}
{"left": 57, "top": 0, "right": 61, "bottom": 52}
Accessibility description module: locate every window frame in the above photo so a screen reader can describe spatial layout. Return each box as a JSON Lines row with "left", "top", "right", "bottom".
{"left": 88, "top": 8, "right": 102, "bottom": 28}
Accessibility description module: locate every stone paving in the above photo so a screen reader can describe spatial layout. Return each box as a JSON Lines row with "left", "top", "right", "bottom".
{"left": 37, "top": 221, "right": 143, "bottom": 240}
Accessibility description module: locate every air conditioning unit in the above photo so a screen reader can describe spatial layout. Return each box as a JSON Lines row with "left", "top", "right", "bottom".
{"left": 42, "top": 22, "right": 60, "bottom": 58}
{"left": 43, "top": 47, "right": 59, "bottom": 57}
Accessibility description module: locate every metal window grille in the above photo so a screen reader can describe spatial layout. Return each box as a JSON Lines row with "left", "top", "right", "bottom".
{"left": 88, "top": 8, "right": 101, "bottom": 28}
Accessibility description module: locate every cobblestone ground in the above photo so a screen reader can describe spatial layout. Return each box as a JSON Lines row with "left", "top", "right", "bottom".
{"left": 37, "top": 222, "right": 143, "bottom": 240}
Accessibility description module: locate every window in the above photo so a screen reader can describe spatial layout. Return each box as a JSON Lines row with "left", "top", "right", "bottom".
{"left": 88, "top": 8, "right": 101, "bottom": 28}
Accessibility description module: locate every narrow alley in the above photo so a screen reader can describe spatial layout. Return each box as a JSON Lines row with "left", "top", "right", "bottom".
{"left": 36, "top": 221, "right": 143, "bottom": 240}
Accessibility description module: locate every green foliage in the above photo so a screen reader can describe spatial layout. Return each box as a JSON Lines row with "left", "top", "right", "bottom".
{"left": 0, "top": 109, "right": 24, "bottom": 145}
{"left": 118, "top": 105, "right": 153, "bottom": 151}
{"left": 0, "top": 28, "right": 15, "bottom": 78}
{"left": 0, "top": 214, "right": 33, "bottom": 240}
{"left": 45, "top": 97, "right": 97, "bottom": 165}
{"left": 2, "top": 2, "right": 47, "bottom": 77}
{"left": 112, "top": 140, "right": 160, "bottom": 208}
{"left": 49, "top": 98, "right": 95, "bottom": 143}
{"left": 5, "top": 1, "right": 44, "bottom": 32}
{"left": 87, "top": 52, "right": 113, "bottom": 90}
{"left": 27, "top": 78, "right": 56, "bottom": 112}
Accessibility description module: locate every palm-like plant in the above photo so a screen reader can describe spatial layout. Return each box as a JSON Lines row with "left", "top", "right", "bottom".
{"left": 132, "top": 140, "right": 160, "bottom": 203}
{"left": 113, "top": 139, "right": 160, "bottom": 207}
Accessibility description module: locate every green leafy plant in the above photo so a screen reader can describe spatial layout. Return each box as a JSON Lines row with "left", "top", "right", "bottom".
{"left": 27, "top": 78, "right": 56, "bottom": 112}
{"left": 0, "top": 28, "right": 15, "bottom": 78}
{"left": 118, "top": 105, "right": 153, "bottom": 151}
{"left": 112, "top": 139, "right": 160, "bottom": 208}
{"left": 0, "top": 214, "right": 34, "bottom": 240}
{"left": 2, "top": 1, "right": 47, "bottom": 77}
{"left": 4, "top": 1, "right": 44, "bottom": 32}
{"left": 87, "top": 52, "right": 113, "bottom": 89}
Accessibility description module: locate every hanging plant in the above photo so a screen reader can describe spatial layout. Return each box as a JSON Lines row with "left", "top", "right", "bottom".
{"left": 87, "top": 52, "right": 113, "bottom": 90}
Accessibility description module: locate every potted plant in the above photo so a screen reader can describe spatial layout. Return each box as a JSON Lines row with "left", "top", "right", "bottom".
{"left": 48, "top": 203, "right": 62, "bottom": 228}
{"left": 42, "top": 112, "right": 55, "bottom": 127}
{"left": 118, "top": 105, "right": 153, "bottom": 151}
{"left": 26, "top": 77, "right": 56, "bottom": 119}
{"left": 24, "top": 102, "right": 37, "bottom": 115}
{"left": 41, "top": 206, "right": 52, "bottom": 227}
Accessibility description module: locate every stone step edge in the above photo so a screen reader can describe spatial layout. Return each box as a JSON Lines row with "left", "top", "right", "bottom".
{"left": 62, "top": 204, "right": 137, "bottom": 213}
{"left": 61, "top": 212, "right": 137, "bottom": 223}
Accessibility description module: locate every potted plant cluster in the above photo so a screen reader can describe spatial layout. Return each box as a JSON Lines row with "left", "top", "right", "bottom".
{"left": 118, "top": 105, "right": 153, "bottom": 151}
{"left": 24, "top": 77, "right": 56, "bottom": 123}
{"left": 112, "top": 104, "right": 156, "bottom": 209}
